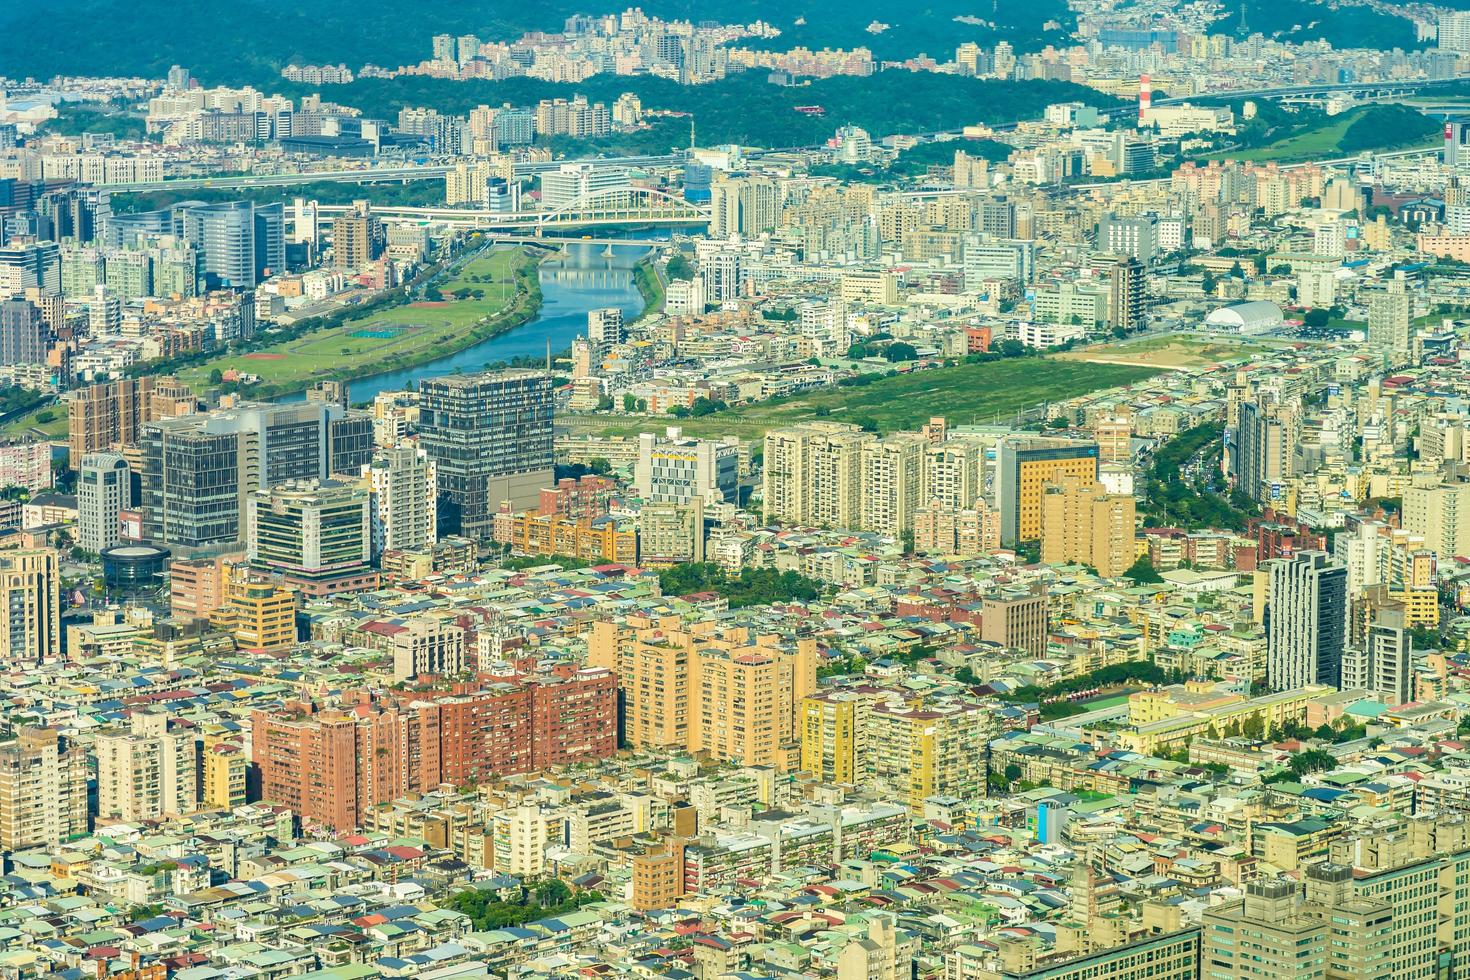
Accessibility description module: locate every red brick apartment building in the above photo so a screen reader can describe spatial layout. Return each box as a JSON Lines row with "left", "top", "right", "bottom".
{"left": 252, "top": 667, "right": 615, "bottom": 830}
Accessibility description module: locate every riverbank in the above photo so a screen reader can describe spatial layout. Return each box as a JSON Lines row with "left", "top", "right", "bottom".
{"left": 176, "top": 247, "right": 545, "bottom": 400}
{"left": 631, "top": 255, "right": 665, "bottom": 323}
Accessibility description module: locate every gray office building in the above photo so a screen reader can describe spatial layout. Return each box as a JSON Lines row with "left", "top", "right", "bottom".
{"left": 417, "top": 370, "right": 554, "bottom": 539}
{"left": 0, "top": 299, "right": 52, "bottom": 365}
{"left": 179, "top": 201, "right": 284, "bottom": 289}
{"left": 140, "top": 401, "right": 372, "bottom": 550}
{"left": 1266, "top": 551, "right": 1348, "bottom": 692}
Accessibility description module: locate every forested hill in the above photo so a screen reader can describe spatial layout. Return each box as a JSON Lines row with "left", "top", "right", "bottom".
{"left": 4, "top": 0, "right": 1074, "bottom": 87}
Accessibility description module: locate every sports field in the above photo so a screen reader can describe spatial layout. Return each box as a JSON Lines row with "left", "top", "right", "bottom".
{"left": 178, "top": 248, "right": 540, "bottom": 395}
{"left": 566, "top": 357, "right": 1161, "bottom": 442}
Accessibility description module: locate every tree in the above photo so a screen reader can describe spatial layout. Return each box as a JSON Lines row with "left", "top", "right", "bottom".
{"left": 588, "top": 457, "right": 611, "bottom": 475}
{"left": 1228, "top": 260, "right": 1246, "bottom": 279}
{"left": 622, "top": 393, "right": 640, "bottom": 412}
{"left": 883, "top": 342, "right": 919, "bottom": 362}
{"left": 1123, "top": 555, "right": 1164, "bottom": 584}
{"left": 1288, "top": 749, "right": 1337, "bottom": 777}
{"left": 1303, "top": 308, "right": 1330, "bottom": 328}
{"left": 1240, "top": 713, "right": 1265, "bottom": 739}
{"left": 689, "top": 396, "right": 727, "bottom": 417}
{"left": 1201, "top": 271, "right": 1217, "bottom": 295}
{"left": 208, "top": 368, "right": 224, "bottom": 384}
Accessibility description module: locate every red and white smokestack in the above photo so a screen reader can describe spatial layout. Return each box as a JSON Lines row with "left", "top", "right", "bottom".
{"left": 1139, "top": 74, "right": 1152, "bottom": 125}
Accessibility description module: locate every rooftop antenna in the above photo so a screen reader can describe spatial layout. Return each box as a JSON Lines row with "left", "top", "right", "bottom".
{"left": 1237, "top": 1, "right": 1248, "bottom": 35}
{"left": 690, "top": 116, "right": 696, "bottom": 150}
{"left": 546, "top": 337, "right": 552, "bottom": 372}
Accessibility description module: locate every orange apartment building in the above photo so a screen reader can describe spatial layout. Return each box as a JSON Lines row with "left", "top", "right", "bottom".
{"left": 588, "top": 614, "right": 816, "bottom": 768}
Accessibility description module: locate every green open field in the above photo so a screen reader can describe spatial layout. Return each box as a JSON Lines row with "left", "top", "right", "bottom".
{"left": 176, "top": 248, "right": 541, "bottom": 396}
{"left": 1222, "top": 113, "right": 1358, "bottom": 163}
{"left": 0, "top": 403, "right": 67, "bottom": 441}
{"left": 567, "top": 357, "right": 1161, "bottom": 441}
{"left": 1217, "top": 106, "right": 1440, "bottom": 164}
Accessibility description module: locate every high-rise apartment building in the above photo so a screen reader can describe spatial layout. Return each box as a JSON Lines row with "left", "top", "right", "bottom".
{"left": 417, "top": 370, "right": 554, "bottom": 538}
{"left": 0, "top": 549, "right": 59, "bottom": 665}
{"left": 0, "top": 298, "right": 52, "bottom": 365}
{"left": 1443, "top": 10, "right": 1470, "bottom": 51}
{"left": 923, "top": 440, "right": 982, "bottom": 510}
{"left": 247, "top": 478, "right": 374, "bottom": 595}
{"left": 1367, "top": 277, "right": 1411, "bottom": 354}
{"left": 0, "top": 441, "right": 48, "bottom": 498}
{"left": 95, "top": 711, "right": 199, "bottom": 822}
{"left": 864, "top": 697, "right": 992, "bottom": 814}
{"left": 361, "top": 445, "right": 437, "bottom": 560}
{"left": 762, "top": 421, "right": 875, "bottom": 529}
{"left": 1039, "top": 475, "right": 1137, "bottom": 577}
{"left": 202, "top": 743, "right": 247, "bottom": 811}
{"left": 1267, "top": 551, "right": 1348, "bottom": 691}
{"left": 589, "top": 614, "right": 815, "bottom": 767}
{"left": 1403, "top": 477, "right": 1470, "bottom": 560}
{"left": 860, "top": 434, "right": 927, "bottom": 539}
{"left": 1343, "top": 604, "right": 1414, "bottom": 706}
{"left": 1234, "top": 400, "right": 1298, "bottom": 504}
{"left": 995, "top": 439, "right": 1100, "bottom": 544}
{"left": 709, "top": 173, "right": 780, "bottom": 237}
{"left": 587, "top": 307, "right": 625, "bottom": 349}
{"left": 67, "top": 375, "right": 195, "bottom": 460}
{"left": 254, "top": 672, "right": 616, "bottom": 830}
{"left": 330, "top": 201, "right": 384, "bottom": 271}
{"left": 0, "top": 727, "right": 88, "bottom": 851}
{"left": 1108, "top": 256, "right": 1145, "bottom": 331}
{"left": 76, "top": 452, "right": 131, "bottom": 553}
{"left": 799, "top": 689, "right": 876, "bottom": 786}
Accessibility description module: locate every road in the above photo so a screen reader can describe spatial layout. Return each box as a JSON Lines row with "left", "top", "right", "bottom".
{"left": 104, "top": 153, "right": 689, "bottom": 192}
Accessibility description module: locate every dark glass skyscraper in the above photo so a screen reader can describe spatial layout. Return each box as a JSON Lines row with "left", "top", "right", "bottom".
{"left": 417, "top": 370, "right": 554, "bottom": 540}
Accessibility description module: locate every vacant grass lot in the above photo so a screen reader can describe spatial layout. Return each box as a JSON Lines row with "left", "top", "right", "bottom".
{"left": 567, "top": 358, "right": 1162, "bottom": 441}
{"left": 1058, "top": 334, "right": 1278, "bottom": 369}
{"left": 178, "top": 248, "right": 539, "bottom": 395}
{"left": 1220, "top": 106, "right": 1439, "bottom": 164}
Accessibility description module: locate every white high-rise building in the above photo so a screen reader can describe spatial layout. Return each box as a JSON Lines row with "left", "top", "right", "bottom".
{"left": 362, "top": 444, "right": 437, "bottom": 559}
{"left": 76, "top": 452, "right": 131, "bottom": 553}
{"left": 587, "top": 307, "right": 625, "bottom": 349}
{"left": 1441, "top": 10, "right": 1470, "bottom": 52}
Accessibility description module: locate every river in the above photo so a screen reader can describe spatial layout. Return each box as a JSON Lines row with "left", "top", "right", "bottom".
{"left": 287, "top": 240, "right": 654, "bottom": 405}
